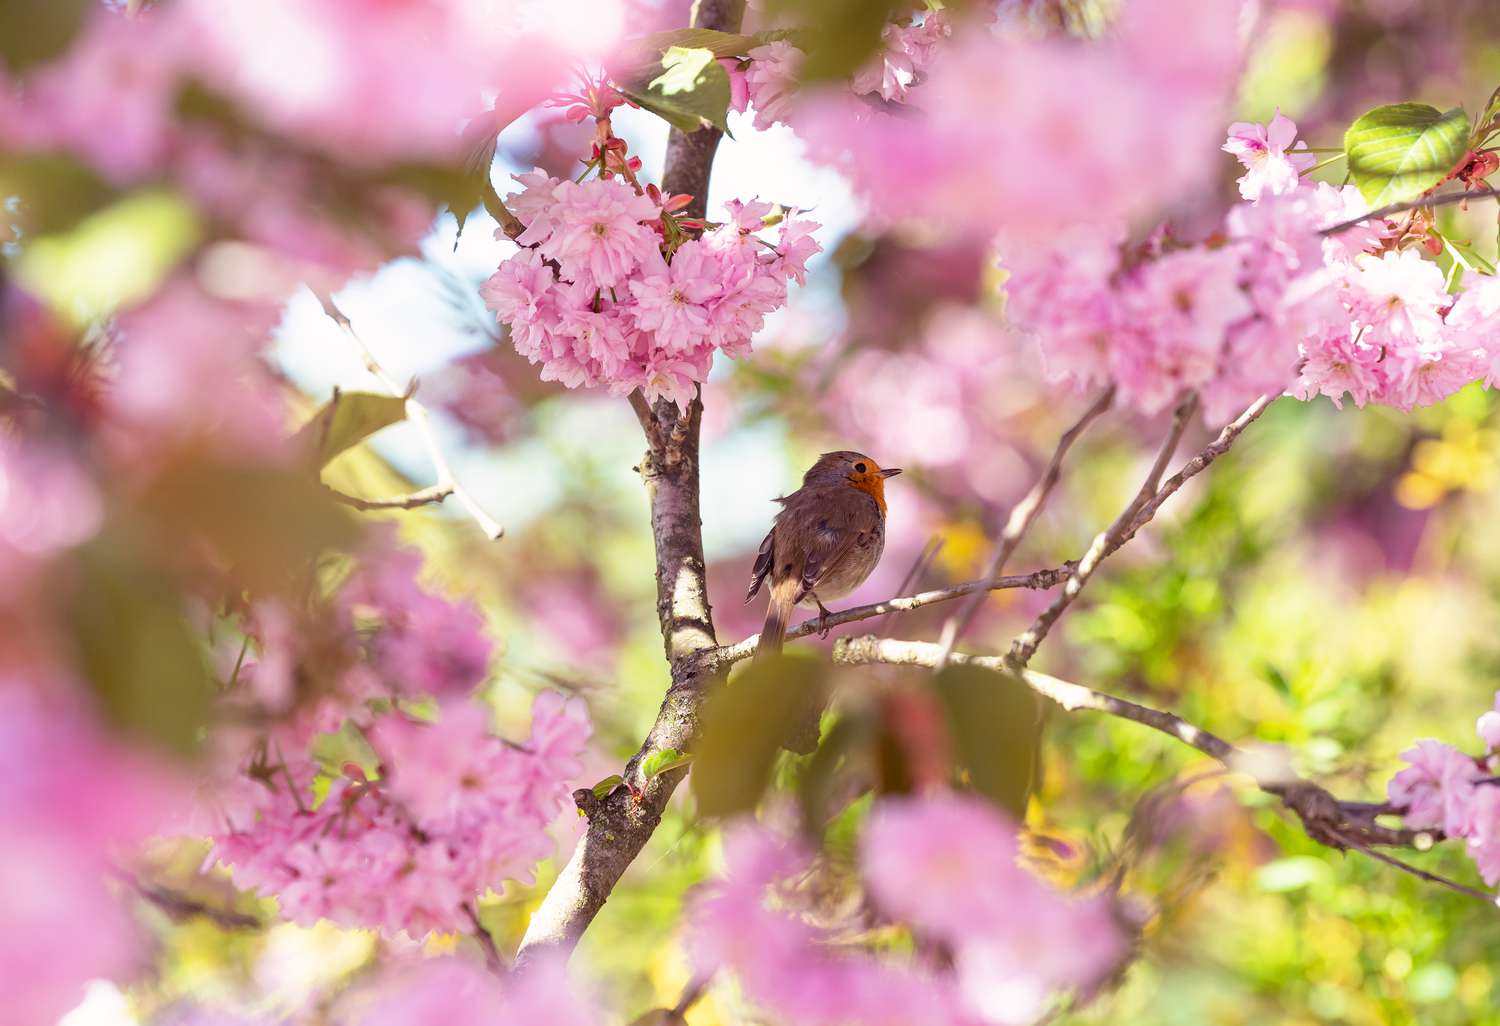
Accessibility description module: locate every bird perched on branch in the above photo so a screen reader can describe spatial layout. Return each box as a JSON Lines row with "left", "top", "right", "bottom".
{"left": 747, "top": 450, "right": 901, "bottom": 662}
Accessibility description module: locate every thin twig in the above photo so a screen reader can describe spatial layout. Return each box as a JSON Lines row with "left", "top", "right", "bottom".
{"left": 700, "top": 564, "right": 1075, "bottom": 672}
{"left": 129, "top": 877, "right": 263, "bottom": 930}
{"left": 930, "top": 387, "right": 1114, "bottom": 671}
{"left": 462, "top": 901, "right": 506, "bottom": 972}
{"left": 834, "top": 635, "right": 1446, "bottom": 856}
{"left": 1345, "top": 842, "right": 1496, "bottom": 905}
{"left": 1320, "top": 187, "right": 1500, "bottom": 236}
{"left": 324, "top": 483, "right": 455, "bottom": 511}
{"left": 879, "top": 536, "right": 945, "bottom": 636}
{"left": 1008, "top": 392, "right": 1201, "bottom": 669}
{"left": 312, "top": 288, "right": 504, "bottom": 539}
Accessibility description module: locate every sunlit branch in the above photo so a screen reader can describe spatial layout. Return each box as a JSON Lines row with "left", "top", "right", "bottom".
{"left": 929, "top": 386, "right": 1115, "bottom": 671}
{"left": 512, "top": 0, "right": 745, "bottom": 968}
{"left": 324, "top": 483, "right": 455, "bottom": 511}
{"left": 701, "top": 564, "right": 1076, "bottom": 672}
{"left": 1008, "top": 390, "right": 1204, "bottom": 669}
{"left": 312, "top": 288, "right": 504, "bottom": 540}
{"left": 1320, "top": 186, "right": 1500, "bottom": 236}
{"left": 833, "top": 635, "right": 1453, "bottom": 866}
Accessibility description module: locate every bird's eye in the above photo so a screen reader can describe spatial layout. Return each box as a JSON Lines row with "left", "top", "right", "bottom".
{"left": 854, "top": 462, "right": 868, "bottom": 473}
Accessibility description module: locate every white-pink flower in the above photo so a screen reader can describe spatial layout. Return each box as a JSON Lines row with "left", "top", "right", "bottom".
{"left": 1223, "top": 111, "right": 1316, "bottom": 202}
{"left": 628, "top": 242, "right": 719, "bottom": 353}
{"left": 1387, "top": 739, "right": 1482, "bottom": 835}
{"left": 522, "top": 177, "right": 661, "bottom": 290}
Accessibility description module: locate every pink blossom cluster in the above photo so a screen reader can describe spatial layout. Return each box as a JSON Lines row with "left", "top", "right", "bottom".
{"left": 0, "top": 684, "right": 182, "bottom": 1026}
{"left": 688, "top": 794, "right": 1126, "bottom": 1026}
{"left": 209, "top": 692, "right": 590, "bottom": 936}
{"left": 1005, "top": 112, "right": 1500, "bottom": 420}
{"left": 202, "top": 535, "right": 591, "bottom": 937}
{"left": 1386, "top": 696, "right": 1500, "bottom": 885}
{"left": 786, "top": 0, "right": 1243, "bottom": 237}
{"left": 482, "top": 175, "right": 820, "bottom": 409}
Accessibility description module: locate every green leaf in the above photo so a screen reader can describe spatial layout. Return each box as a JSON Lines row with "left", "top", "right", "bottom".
{"left": 1344, "top": 103, "right": 1470, "bottom": 207}
{"left": 67, "top": 536, "right": 214, "bottom": 757}
{"left": 621, "top": 46, "right": 732, "bottom": 134}
{"left": 138, "top": 456, "right": 358, "bottom": 597}
{"left": 640, "top": 747, "right": 694, "bottom": 779}
{"left": 765, "top": 0, "right": 903, "bottom": 83}
{"left": 1474, "top": 85, "right": 1500, "bottom": 142}
{"left": 0, "top": 0, "right": 90, "bottom": 73}
{"left": 797, "top": 712, "right": 875, "bottom": 838}
{"left": 15, "top": 189, "right": 202, "bottom": 327}
{"left": 933, "top": 664, "right": 1042, "bottom": 818}
{"left": 0, "top": 153, "right": 117, "bottom": 241}
{"left": 613, "top": 28, "right": 760, "bottom": 82}
{"left": 692, "top": 653, "right": 826, "bottom": 817}
{"left": 294, "top": 390, "right": 408, "bottom": 468}
{"left": 590, "top": 774, "right": 625, "bottom": 800}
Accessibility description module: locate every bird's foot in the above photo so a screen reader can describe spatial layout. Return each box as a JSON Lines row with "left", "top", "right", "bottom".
{"left": 814, "top": 597, "right": 834, "bottom": 639}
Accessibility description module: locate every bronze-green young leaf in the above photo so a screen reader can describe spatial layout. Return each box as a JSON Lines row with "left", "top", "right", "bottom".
{"left": 692, "top": 653, "right": 826, "bottom": 818}
{"left": 295, "top": 390, "right": 408, "bottom": 468}
{"left": 621, "top": 46, "right": 733, "bottom": 134}
{"left": 1344, "top": 103, "right": 1470, "bottom": 207}
{"left": 933, "top": 663, "right": 1042, "bottom": 818}
{"left": 765, "top": 0, "right": 904, "bottom": 84}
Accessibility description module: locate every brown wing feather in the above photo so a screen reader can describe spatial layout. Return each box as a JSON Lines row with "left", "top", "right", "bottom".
{"left": 785, "top": 489, "right": 880, "bottom": 603}
{"left": 746, "top": 528, "right": 775, "bottom": 602}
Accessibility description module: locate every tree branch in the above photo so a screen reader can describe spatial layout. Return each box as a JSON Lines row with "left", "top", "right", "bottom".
{"left": 324, "top": 483, "right": 455, "bottom": 511}
{"left": 311, "top": 288, "right": 504, "bottom": 539}
{"left": 929, "top": 387, "right": 1114, "bottom": 670}
{"left": 833, "top": 635, "right": 1441, "bottom": 857}
{"left": 697, "top": 563, "right": 1076, "bottom": 673}
{"left": 1008, "top": 391, "right": 1203, "bottom": 669}
{"left": 514, "top": 0, "right": 745, "bottom": 966}
{"left": 1320, "top": 186, "right": 1500, "bottom": 237}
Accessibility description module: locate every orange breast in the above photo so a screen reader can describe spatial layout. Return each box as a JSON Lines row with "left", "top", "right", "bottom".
{"left": 848, "top": 472, "right": 887, "bottom": 514}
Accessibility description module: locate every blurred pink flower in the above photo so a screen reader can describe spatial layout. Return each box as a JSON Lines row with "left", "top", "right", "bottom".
{"left": 341, "top": 952, "right": 602, "bottom": 1026}
{"left": 337, "top": 536, "right": 494, "bottom": 700}
{"left": 690, "top": 796, "right": 1127, "bottom": 1026}
{"left": 171, "top": 0, "right": 593, "bottom": 165}
{"left": 0, "top": 684, "right": 182, "bottom": 1026}
{"left": 798, "top": 0, "right": 1242, "bottom": 238}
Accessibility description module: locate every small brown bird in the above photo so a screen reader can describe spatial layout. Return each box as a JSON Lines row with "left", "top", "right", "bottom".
{"left": 746, "top": 450, "right": 902, "bottom": 661}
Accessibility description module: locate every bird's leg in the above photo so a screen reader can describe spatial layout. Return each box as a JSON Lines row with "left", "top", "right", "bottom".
{"left": 812, "top": 594, "right": 833, "bottom": 639}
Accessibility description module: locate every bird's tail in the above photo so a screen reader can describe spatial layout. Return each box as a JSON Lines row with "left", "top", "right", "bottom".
{"left": 755, "top": 581, "right": 822, "bottom": 754}
{"left": 755, "top": 582, "right": 794, "bottom": 663}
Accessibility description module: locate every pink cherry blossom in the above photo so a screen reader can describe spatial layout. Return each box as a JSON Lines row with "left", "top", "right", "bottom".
{"left": 1478, "top": 693, "right": 1500, "bottom": 751}
{"left": 628, "top": 242, "right": 720, "bottom": 353}
{"left": 1387, "top": 739, "right": 1483, "bottom": 834}
{"left": 207, "top": 690, "right": 590, "bottom": 936}
{"left": 1223, "top": 111, "right": 1317, "bottom": 201}
{"left": 523, "top": 178, "right": 661, "bottom": 290}
{"left": 744, "top": 41, "right": 803, "bottom": 131}
{"left": 485, "top": 171, "right": 817, "bottom": 410}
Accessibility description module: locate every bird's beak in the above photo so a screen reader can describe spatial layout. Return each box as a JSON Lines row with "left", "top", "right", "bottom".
{"left": 880, "top": 467, "right": 903, "bottom": 478}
